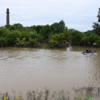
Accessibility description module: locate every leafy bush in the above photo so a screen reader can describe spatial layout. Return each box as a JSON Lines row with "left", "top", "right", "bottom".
{"left": 95, "top": 40, "right": 100, "bottom": 44}
{"left": 6, "top": 30, "right": 21, "bottom": 44}
{"left": 49, "top": 33, "right": 66, "bottom": 46}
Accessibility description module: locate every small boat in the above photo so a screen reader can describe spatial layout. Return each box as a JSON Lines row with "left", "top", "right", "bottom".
{"left": 82, "top": 51, "right": 97, "bottom": 55}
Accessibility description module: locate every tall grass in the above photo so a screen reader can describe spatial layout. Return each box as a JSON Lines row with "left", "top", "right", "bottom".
{"left": 0, "top": 87, "right": 100, "bottom": 100}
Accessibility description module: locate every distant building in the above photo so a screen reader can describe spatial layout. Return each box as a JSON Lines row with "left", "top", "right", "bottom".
{"left": 6, "top": 8, "right": 10, "bottom": 25}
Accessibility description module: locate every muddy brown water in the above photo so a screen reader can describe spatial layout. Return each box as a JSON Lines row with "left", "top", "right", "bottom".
{"left": 0, "top": 46, "right": 100, "bottom": 97}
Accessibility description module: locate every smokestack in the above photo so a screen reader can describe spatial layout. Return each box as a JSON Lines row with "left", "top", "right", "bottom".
{"left": 6, "top": 8, "right": 10, "bottom": 25}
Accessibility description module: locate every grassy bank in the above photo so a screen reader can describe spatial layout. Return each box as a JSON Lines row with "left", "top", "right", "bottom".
{"left": 1, "top": 87, "right": 100, "bottom": 100}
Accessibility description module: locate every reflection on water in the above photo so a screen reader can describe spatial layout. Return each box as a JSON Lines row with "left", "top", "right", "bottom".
{"left": 0, "top": 46, "right": 100, "bottom": 95}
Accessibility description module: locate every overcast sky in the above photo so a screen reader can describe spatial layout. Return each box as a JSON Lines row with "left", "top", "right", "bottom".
{"left": 0, "top": 0, "right": 100, "bottom": 32}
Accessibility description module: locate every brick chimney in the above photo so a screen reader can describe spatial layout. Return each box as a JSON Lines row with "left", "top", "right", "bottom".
{"left": 6, "top": 8, "right": 10, "bottom": 25}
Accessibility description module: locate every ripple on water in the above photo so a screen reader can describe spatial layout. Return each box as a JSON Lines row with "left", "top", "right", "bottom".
{"left": 0, "top": 47, "right": 100, "bottom": 96}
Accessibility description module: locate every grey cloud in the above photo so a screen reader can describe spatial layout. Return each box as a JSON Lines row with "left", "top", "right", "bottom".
{"left": 0, "top": 0, "right": 100, "bottom": 31}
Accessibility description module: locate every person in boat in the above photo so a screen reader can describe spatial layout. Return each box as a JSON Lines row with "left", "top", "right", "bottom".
{"left": 92, "top": 50, "right": 96, "bottom": 53}
{"left": 89, "top": 49, "right": 91, "bottom": 53}
{"left": 86, "top": 49, "right": 88, "bottom": 53}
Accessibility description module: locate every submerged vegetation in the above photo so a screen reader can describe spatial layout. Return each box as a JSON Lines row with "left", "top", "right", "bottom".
{"left": 0, "top": 8, "right": 100, "bottom": 48}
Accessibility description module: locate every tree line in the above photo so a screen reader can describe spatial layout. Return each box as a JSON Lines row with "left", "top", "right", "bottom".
{"left": 0, "top": 8, "right": 100, "bottom": 48}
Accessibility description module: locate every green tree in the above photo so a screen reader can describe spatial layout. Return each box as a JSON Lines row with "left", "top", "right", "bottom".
{"left": 95, "top": 40, "right": 100, "bottom": 44}
{"left": 70, "top": 30, "right": 82, "bottom": 45}
{"left": 13, "top": 23, "right": 23, "bottom": 31}
{"left": 0, "top": 37, "right": 6, "bottom": 46}
{"left": 93, "top": 8, "right": 100, "bottom": 36}
{"left": 51, "top": 20, "right": 65, "bottom": 34}
{"left": 81, "top": 30, "right": 99, "bottom": 46}
{"left": 16, "top": 37, "right": 27, "bottom": 46}
{"left": 81, "top": 36, "right": 88, "bottom": 46}
{"left": 6, "top": 30, "right": 21, "bottom": 45}
{"left": 28, "top": 31, "right": 42, "bottom": 41}
{"left": 20, "top": 31, "right": 29, "bottom": 41}
{"left": 49, "top": 33, "right": 66, "bottom": 47}
{"left": 0, "top": 27, "right": 10, "bottom": 37}
{"left": 89, "top": 33, "right": 100, "bottom": 44}
{"left": 5, "top": 24, "right": 16, "bottom": 30}
{"left": 39, "top": 25, "right": 50, "bottom": 40}
{"left": 29, "top": 38, "right": 38, "bottom": 45}
{"left": 63, "top": 27, "right": 70, "bottom": 41}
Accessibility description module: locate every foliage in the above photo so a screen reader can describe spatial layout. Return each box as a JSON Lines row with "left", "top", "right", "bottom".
{"left": 49, "top": 33, "right": 66, "bottom": 46}
{"left": 13, "top": 23, "right": 23, "bottom": 30}
{"left": 70, "top": 30, "right": 82, "bottom": 45}
{"left": 80, "top": 30, "right": 100, "bottom": 45}
{"left": 20, "top": 31, "right": 29, "bottom": 41}
{"left": 0, "top": 18, "right": 100, "bottom": 47}
{"left": 95, "top": 40, "right": 100, "bottom": 44}
{"left": 39, "top": 25, "right": 50, "bottom": 40}
{"left": 6, "top": 30, "right": 21, "bottom": 45}
{"left": 29, "top": 38, "right": 38, "bottom": 45}
{"left": 16, "top": 37, "right": 27, "bottom": 45}
{"left": 0, "top": 27, "right": 10, "bottom": 37}
{"left": 0, "top": 89, "right": 96, "bottom": 100}
{"left": 0, "top": 37, "right": 4, "bottom": 46}
{"left": 92, "top": 8, "right": 100, "bottom": 36}
{"left": 51, "top": 20, "right": 65, "bottom": 34}
{"left": 28, "top": 31, "right": 41, "bottom": 39}
{"left": 29, "top": 25, "right": 42, "bottom": 33}
{"left": 89, "top": 33, "right": 100, "bottom": 44}
{"left": 63, "top": 27, "right": 70, "bottom": 41}
{"left": 81, "top": 36, "right": 88, "bottom": 43}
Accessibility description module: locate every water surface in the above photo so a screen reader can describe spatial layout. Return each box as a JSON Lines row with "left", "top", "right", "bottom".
{"left": 0, "top": 46, "right": 100, "bottom": 96}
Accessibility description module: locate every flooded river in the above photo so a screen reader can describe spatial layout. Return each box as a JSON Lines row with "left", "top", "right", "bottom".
{"left": 0, "top": 46, "right": 100, "bottom": 97}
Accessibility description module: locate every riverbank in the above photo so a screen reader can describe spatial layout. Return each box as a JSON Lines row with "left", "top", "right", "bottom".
{"left": 1, "top": 87, "right": 100, "bottom": 100}
{"left": 0, "top": 42, "right": 69, "bottom": 49}
{"left": 1, "top": 42, "right": 100, "bottom": 49}
{"left": 0, "top": 40, "right": 100, "bottom": 49}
